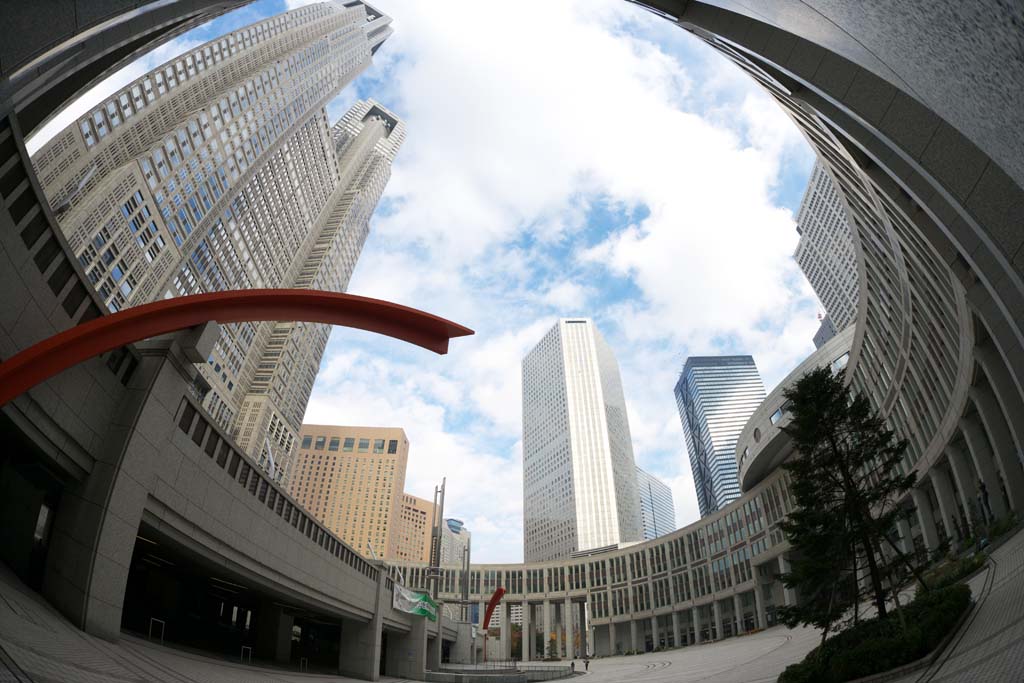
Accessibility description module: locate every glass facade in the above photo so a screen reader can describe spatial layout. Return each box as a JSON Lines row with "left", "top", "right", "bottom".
{"left": 675, "top": 356, "right": 766, "bottom": 517}
{"left": 636, "top": 465, "right": 676, "bottom": 540}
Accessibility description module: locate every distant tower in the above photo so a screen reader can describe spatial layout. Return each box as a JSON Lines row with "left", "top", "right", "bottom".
{"left": 675, "top": 356, "right": 766, "bottom": 517}
{"left": 636, "top": 466, "right": 676, "bottom": 540}
{"left": 794, "top": 161, "right": 859, "bottom": 333}
{"left": 522, "top": 319, "right": 643, "bottom": 562}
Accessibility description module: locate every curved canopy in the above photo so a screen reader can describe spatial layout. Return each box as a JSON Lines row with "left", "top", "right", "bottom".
{"left": 0, "top": 289, "right": 473, "bottom": 406}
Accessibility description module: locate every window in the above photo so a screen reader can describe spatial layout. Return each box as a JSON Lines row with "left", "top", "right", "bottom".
{"left": 314, "top": 436, "right": 326, "bottom": 450}
{"left": 373, "top": 439, "right": 385, "bottom": 454}
{"left": 301, "top": 436, "right": 312, "bottom": 449}
{"left": 328, "top": 437, "right": 340, "bottom": 452}
{"left": 343, "top": 438, "right": 354, "bottom": 452}
{"left": 358, "top": 439, "right": 370, "bottom": 452}
{"left": 769, "top": 408, "right": 783, "bottom": 425}
{"left": 387, "top": 440, "right": 398, "bottom": 454}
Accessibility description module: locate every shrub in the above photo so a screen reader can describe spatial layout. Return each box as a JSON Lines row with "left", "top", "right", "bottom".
{"left": 778, "top": 584, "right": 971, "bottom": 683}
{"left": 989, "top": 515, "right": 1017, "bottom": 539}
{"left": 921, "top": 554, "right": 985, "bottom": 592}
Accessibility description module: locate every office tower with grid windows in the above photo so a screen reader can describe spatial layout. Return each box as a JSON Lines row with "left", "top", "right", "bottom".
{"left": 289, "top": 425, "right": 408, "bottom": 559}
{"left": 794, "top": 161, "right": 859, "bottom": 332}
{"left": 30, "top": 3, "right": 403, "bottom": 484}
{"left": 636, "top": 466, "right": 676, "bottom": 540}
{"left": 675, "top": 356, "right": 766, "bottom": 517}
{"left": 393, "top": 493, "right": 435, "bottom": 563}
{"left": 522, "top": 319, "right": 643, "bottom": 563}
{"left": 439, "top": 518, "right": 471, "bottom": 566}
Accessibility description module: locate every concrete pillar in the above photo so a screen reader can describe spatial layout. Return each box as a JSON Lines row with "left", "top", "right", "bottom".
{"left": 609, "top": 621, "right": 617, "bottom": 654}
{"left": 911, "top": 486, "right": 940, "bottom": 551}
{"left": 564, "top": 598, "right": 575, "bottom": 658}
{"left": 671, "top": 611, "right": 681, "bottom": 647}
{"left": 651, "top": 615, "right": 660, "bottom": 650}
{"left": 931, "top": 467, "right": 961, "bottom": 541}
{"left": 339, "top": 566, "right": 386, "bottom": 680}
{"left": 554, "top": 602, "right": 562, "bottom": 658}
{"left": 948, "top": 443, "right": 981, "bottom": 527}
{"left": 502, "top": 601, "right": 512, "bottom": 661}
{"left": 542, "top": 600, "right": 551, "bottom": 658}
{"left": 733, "top": 594, "right": 745, "bottom": 634}
{"left": 971, "top": 385, "right": 1024, "bottom": 511}
{"left": 896, "top": 517, "right": 914, "bottom": 554}
{"left": 629, "top": 619, "right": 639, "bottom": 652}
{"left": 478, "top": 601, "right": 486, "bottom": 629}
{"left": 753, "top": 585, "right": 766, "bottom": 630}
{"left": 961, "top": 416, "right": 1009, "bottom": 519}
{"left": 712, "top": 600, "right": 723, "bottom": 640}
{"left": 692, "top": 606, "right": 703, "bottom": 644}
{"left": 255, "top": 602, "right": 293, "bottom": 664}
{"left": 778, "top": 555, "right": 796, "bottom": 606}
{"left": 385, "top": 611, "right": 427, "bottom": 679}
{"left": 522, "top": 602, "right": 531, "bottom": 662}
{"left": 976, "top": 345, "right": 1024, "bottom": 469}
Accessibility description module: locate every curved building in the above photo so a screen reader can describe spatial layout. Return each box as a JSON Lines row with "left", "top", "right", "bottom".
{"left": 2, "top": 0, "right": 1024, "bottom": 678}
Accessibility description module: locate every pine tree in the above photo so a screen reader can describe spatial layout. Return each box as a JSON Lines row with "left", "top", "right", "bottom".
{"left": 777, "top": 367, "right": 917, "bottom": 631}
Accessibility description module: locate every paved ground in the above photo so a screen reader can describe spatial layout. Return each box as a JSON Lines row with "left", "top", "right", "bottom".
{"left": 2, "top": 530, "right": 1023, "bottom": 682}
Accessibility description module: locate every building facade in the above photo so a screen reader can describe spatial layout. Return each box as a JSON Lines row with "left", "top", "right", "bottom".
{"left": 392, "top": 493, "right": 436, "bottom": 563}
{"left": 636, "top": 466, "right": 676, "bottom": 540}
{"left": 29, "top": 2, "right": 402, "bottom": 484}
{"left": 675, "top": 356, "right": 766, "bottom": 517}
{"left": 812, "top": 314, "right": 838, "bottom": 349}
{"left": 288, "top": 425, "right": 409, "bottom": 559}
{"left": 794, "top": 160, "right": 859, "bottom": 331}
{"left": 440, "top": 518, "right": 471, "bottom": 566}
{"left": 522, "top": 319, "right": 643, "bottom": 562}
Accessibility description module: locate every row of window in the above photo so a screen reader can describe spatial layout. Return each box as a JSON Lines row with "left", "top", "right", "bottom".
{"left": 300, "top": 434, "right": 400, "bottom": 454}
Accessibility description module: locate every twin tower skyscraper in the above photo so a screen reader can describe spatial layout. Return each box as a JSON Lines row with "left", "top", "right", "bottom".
{"left": 32, "top": 2, "right": 403, "bottom": 486}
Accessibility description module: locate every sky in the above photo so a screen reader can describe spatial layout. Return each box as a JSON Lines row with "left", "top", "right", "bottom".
{"left": 29, "top": 0, "right": 820, "bottom": 564}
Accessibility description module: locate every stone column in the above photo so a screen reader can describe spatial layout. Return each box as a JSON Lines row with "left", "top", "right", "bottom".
{"left": 522, "top": 602, "right": 531, "bottom": 662}
{"left": 542, "top": 600, "right": 551, "bottom": 658}
{"left": 692, "top": 606, "right": 703, "bottom": 644}
{"left": 564, "top": 598, "right": 575, "bottom": 658}
{"left": 971, "top": 385, "right": 1024, "bottom": 511}
{"left": 911, "top": 487, "right": 940, "bottom": 551}
{"left": 712, "top": 600, "right": 723, "bottom": 640}
{"left": 753, "top": 585, "right": 766, "bottom": 630}
{"left": 733, "top": 594, "right": 745, "bottom": 634}
{"left": 255, "top": 602, "right": 293, "bottom": 664}
{"left": 502, "top": 601, "right": 512, "bottom": 661}
{"left": 671, "top": 611, "right": 681, "bottom": 648}
{"left": 609, "top": 621, "right": 617, "bottom": 654}
{"left": 930, "top": 467, "right": 961, "bottom": 541}
{"left": 948, "top": 444, "right": 980, "bottom": 526}
{"left": 976, "top": 345, "right": 1024, "bottom": 470}
{"left": 651, "top": 615, "right": 660, "bottom": 650}
{"left": 629, "top": 619, "right": 639, "bottom": 651}
{"left": 554, "top": 601, "right": 562, "bottom": 658}
{"left": 961, "top": 416, "right": 1009, "bottom": 519}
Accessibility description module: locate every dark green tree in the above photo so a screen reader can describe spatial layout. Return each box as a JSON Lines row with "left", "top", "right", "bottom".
{"left": 778, "top": 367, "right": 918, "bottom": 629}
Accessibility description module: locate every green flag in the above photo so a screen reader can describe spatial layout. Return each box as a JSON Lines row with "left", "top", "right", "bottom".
{"left": 393, "top": 584, "right": 439, "bottom": 622}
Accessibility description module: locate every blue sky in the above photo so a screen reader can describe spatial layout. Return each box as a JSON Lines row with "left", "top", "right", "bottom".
{"left": 30, "top": 0, "right": 819, "bottom": 564}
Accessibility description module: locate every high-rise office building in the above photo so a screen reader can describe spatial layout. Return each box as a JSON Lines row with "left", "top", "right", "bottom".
{"left": 31, "top": 3, "right": 403, "bottom": 484}
{"left": 522, "top": 318, "right": 643, "bottom": 562}
{"left": 812, "top": 314, "right": 838, "bottom": 349}
{"left": 439, "top": 518, "right": 471, "bottom": 566}
{"left": 794, "top": 161, "right": 859, "bottom": 331}
{"left": 675, "top": 356, "right": 766, "bottom": 517}
{"left": 288, "top": 425, "right": 408, "bottom": 559}
{"left": 635, "top": 466, "right": 676, "bottom": 540}
{"left": 393, "top": 493, "right": 435, "bottom": 563}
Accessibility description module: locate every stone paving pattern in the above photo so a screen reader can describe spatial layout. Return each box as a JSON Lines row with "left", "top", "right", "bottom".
{"left": 2, "top": 529, "right": 1023, "bottom": 682}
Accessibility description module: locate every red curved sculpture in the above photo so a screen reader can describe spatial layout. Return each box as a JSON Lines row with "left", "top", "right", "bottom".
{"left": 482, "top": 587, "right": 507, "bottom": 631}
{"left": 0, "top": 288, "right": 473, "bottom": 406}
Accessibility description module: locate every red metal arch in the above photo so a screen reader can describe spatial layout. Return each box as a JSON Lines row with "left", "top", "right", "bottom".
{"left": 0, "top": 289, "right": 473, "bottom": 406}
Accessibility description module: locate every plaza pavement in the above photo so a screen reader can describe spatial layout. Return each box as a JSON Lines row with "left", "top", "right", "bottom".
{"left": 2, "top": 529, "right": 1023, "bottom": 682}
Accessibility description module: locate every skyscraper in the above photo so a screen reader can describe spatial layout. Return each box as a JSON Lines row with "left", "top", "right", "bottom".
{"left": 31, "top": 3, "right": 402, "bottom": 483}
{"left": 522, "top": 319, "right": 643, "bottom": 562}
{"left": 794, "top": 161, "right": 859, "bottom": 331}
{"left": 440, "top": 518, "right": 471, "bottom": 566}
{"left": 288, "top": 425, "right": 408, "bottom": 559}
{"left": 393, "top": 493, "right": 435, "bottom": 563}
{"left": 675, "top": 356, "right": 766, "bottom": 517}
{"left": 635, "top": 466, "right": 676, "bottom": 540}
{"left": 812, "top": 314, "right": 838, "bottom": 349}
